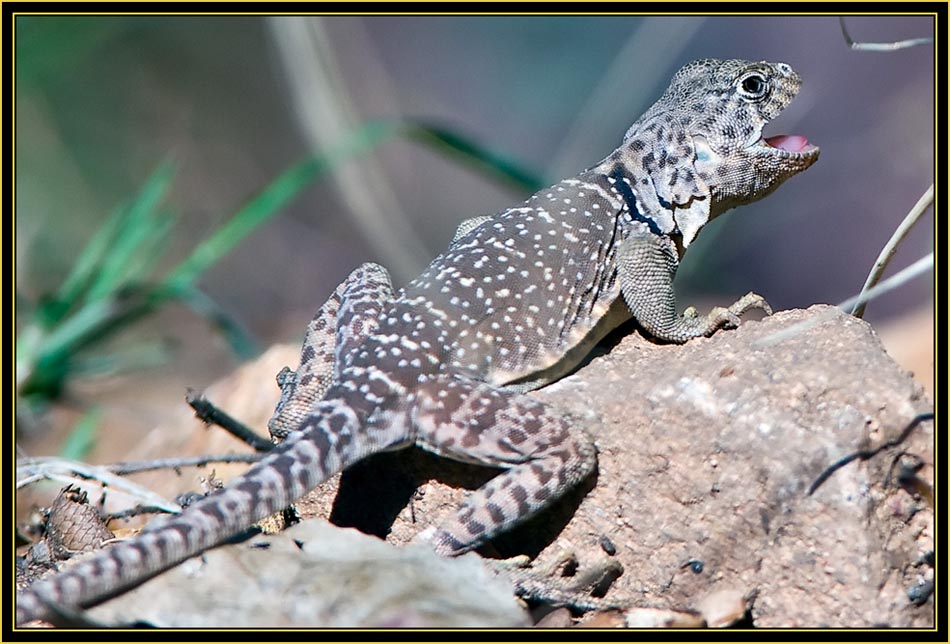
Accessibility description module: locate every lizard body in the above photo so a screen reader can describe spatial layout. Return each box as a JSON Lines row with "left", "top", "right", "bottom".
{"left": 17, "top": 58, "right": 818, "bottom": 625}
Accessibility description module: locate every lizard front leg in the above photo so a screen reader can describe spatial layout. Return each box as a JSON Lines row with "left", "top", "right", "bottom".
{"left": 268, "top": 263, "right": 395, "bottom": 440}
{"left": 617, "top": 230, "right": 772, "bottom": 343}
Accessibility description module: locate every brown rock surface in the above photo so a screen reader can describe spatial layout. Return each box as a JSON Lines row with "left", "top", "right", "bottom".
{"left": 294, "top": 305, "right": 934, "bottom": 627}
{"left": 33, "top": 305, "right": 933, "bottom": 627}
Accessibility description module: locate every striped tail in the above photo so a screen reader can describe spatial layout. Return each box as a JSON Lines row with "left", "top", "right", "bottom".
{"left": 16, "top": 397, "right": 365, "bottom": 626}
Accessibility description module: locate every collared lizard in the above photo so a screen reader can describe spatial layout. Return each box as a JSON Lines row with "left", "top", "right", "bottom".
{"left": 17, "top": 58, "right": 819, "bottom": 626}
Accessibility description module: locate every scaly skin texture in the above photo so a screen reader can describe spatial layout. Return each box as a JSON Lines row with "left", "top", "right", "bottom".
{"left": 17, "top": 59, "right": 818, "bottom": 626}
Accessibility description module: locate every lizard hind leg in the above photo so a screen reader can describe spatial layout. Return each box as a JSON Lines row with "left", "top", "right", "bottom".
{"left": 410, "top": 375, "right": 597, "bottom": 557}
{"left": 269, "top": 262, "right": 395, "bottom": 440}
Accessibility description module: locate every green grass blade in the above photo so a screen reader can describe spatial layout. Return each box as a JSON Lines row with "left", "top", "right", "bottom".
{"left": 164, "top": 119, "right": 542, "bottom": 290}
{"left": 70, "top": 341, "right": 170, "bottom": 378}
{"left": 59, "top": 405, "right": 101, "bottom": 461}
{"left": 19, "top": 290, "right": 159, "bottom": 396}
{"left": 43, "top": 203, "right": 128, "bottom": 328}
{"left": 174, "top": 286, "right": 259, "bottom": 359}
{"left": 121, "top": 208, "right": 176, "bottom": 285}
{"left": 165, "top": 121, "right": 397, "bottom": 290}
{"left": 399, "top": 120, "right": 545, "bottom": 193}
{"left": 85, "top": 162, "right": 175, "bottom": 302}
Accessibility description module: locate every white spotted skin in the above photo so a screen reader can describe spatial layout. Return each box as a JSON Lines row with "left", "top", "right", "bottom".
{"left": 382, "top": 172, "right": 633, "bottom": 389}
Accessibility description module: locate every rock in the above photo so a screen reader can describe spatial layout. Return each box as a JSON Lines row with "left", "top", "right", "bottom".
{"left": 76, "top": 305, "right": 933, "bottom": 627}
{"left": 622, "top": 607, "right": 705, "bottom": 628}
{"left": 533, "top": 606, "right": 574, "bottom": 627}
{"left": 86, "top": 519, "right": 530, "bottom": 627}
{"left": 694, "top": 588, "right": 747, "bottom": 627}
{"left": 577, "top": 609, "right": 627, "bottom": 628}
{"left": 294, "top": 306, "right": 932, "bottom": 627}
{"left": 531, "top": 306, "right": 934, "bottom": 627}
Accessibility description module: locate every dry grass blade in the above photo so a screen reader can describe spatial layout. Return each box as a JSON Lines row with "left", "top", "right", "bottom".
{"left": 753, "top": 253, "right": 934, "bottom": 349}
{"left": 839, "top": 17, "right": 934, "bottom": 51}
{"left": 851, "top": 184, "right": 933, "bottom": 319}
{"left": 16, "top": 457, "right": 182, "bottom": 514}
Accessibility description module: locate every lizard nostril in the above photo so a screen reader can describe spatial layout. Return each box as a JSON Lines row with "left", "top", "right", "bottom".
{"left": 776, "top": 63, "right": 792, "bottom": 76}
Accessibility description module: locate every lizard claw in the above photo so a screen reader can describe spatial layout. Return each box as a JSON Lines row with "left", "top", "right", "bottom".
{"left": 702, "top": 291, "right": 772, "bottom": 336}
{"left": 706, "top": 307, "right": 743, "bottom": 334}
{"left": 488, "top": 554, "right": 533, "bottom": 570}
{"left": 729, "top": 291, "right": 773, "bottom": 317}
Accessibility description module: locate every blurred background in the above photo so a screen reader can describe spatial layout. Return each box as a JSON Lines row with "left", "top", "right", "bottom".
{"left": 15, "top": 15, "right": 934, "bottom": 462}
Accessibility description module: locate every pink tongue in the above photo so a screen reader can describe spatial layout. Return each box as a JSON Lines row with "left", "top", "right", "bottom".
{"left": 765, "top": 134, "right": 810, "bottom": 152}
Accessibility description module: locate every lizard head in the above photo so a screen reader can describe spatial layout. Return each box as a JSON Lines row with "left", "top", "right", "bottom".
{"left": 618, "top": 58, "right": 819, "bottom": 250}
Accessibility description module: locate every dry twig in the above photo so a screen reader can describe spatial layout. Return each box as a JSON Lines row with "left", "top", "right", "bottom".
{"left": 839, "top": 17, "right": 933, "bottom": 51}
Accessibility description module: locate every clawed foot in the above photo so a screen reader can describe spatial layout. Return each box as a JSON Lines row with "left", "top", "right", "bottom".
{"left": 486, "top": 552, "right": 625, "bottom": 612}
{"left": 703, "top": 291, "right": 772, "bottom": 335}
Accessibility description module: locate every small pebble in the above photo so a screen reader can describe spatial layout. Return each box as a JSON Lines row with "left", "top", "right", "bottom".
{"left": 907, "top": 580, "right": 934, "bottom": 606}
{"left": 624, "top": 607, "right": 705, "bottom": 628}
{"left": 695, "top": 588, "right": 747, "bottom": 628}
{"left": 534, "top": 607, "right": 573, "bottom": 628}
{"left": 578, "top": 609, "right": 626, "bottom": 628}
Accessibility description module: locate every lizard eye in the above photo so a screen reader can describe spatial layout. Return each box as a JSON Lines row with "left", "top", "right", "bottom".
{"left": 738, "top": 73, "right": 769, "bottom": 100}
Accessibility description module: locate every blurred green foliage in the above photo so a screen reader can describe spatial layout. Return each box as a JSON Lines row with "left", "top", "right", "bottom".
{"left": 16, "top": 118, "right": 543, "bottom": 412}
{"left": 59, "top": 406, "right": 102, "bottom": 461}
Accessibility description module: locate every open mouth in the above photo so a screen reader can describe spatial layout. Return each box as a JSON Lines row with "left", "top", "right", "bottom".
{"left": 762, "top": 134, "right": 820, "bottom": 156}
